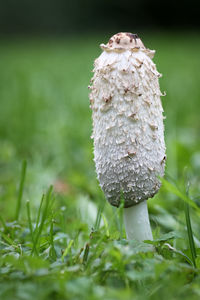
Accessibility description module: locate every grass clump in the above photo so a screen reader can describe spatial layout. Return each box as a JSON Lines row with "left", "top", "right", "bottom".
{"left": 0, "top": 159, "right": 200, "bottom": 300}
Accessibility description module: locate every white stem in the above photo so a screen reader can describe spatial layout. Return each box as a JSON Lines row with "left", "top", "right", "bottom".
{"left": 123, "top": 200, "right": 153, "bottom": 241}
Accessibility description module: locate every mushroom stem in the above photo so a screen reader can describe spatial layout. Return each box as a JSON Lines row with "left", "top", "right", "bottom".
{"left": 123, "top": 200, "right": 153, "bottom": 241}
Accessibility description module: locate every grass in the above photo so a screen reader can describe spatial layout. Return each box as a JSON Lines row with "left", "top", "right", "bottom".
{"left": 0, "top": 32, "right": 200, "bottom": 299}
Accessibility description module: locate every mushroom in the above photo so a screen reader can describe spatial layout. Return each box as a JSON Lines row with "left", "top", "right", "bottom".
{"left": 89, "top": 33, "right": 166, "bottom": 241}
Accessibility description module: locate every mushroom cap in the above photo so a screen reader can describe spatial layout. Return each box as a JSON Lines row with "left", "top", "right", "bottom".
{"left": 100, "top": 32, "right": 155, "bottom": 58}
{"left": 90, "top": 33, "right": 166, "bottom": 208}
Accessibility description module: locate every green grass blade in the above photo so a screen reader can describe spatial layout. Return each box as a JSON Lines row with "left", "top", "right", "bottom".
{"left": 102, "top": 214, "right": 109, "bottom": 237}
{"left": 32, "top": 185, "right": 53, "bottom": 254}
{"left": 164, "top": 242, "right": 194, "bottom": 266}
{"left": 1, "top": 232, "right": 15, "bottom": 246}
{"left": 0, "top": 215, "right": 8, "bottom": 232}
{"left": 94, "top": 203, "right": 104, "bottom": 231}
{"left": 26, "top": 200, "right": 37, "bottom": 253}
{"left": 62, "top": 240, "right": 74, "bottom": 262}
{"left": 34, "top": 194, "right": 45, "bottom": 235}
{"left": 184, "top": 202, "right": 196, "bottom": 268}
{"left": 83, "top": 243, "right": 90, "bottom": 264}
{"left": 118, "top": 199, "right": 125, "bottom": 239}
{"left": 26, "top": 200, "right": 33, "bottom": 238}
{"left": 49, "top": 218, "right": 57, "bottom": 260}
{"left": 160, "top": 177, "right": 200, "bottom": 213}
{"left": 111, "top": 196, "right": 124, "bottom": 238}
{"left": 15, "top": 160, "right": 27, "bottom": 221}
{"left": 161, "top": 177, "right": 197, "bottom": 267}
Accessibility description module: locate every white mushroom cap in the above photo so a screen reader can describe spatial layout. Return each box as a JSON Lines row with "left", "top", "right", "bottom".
{"left": 90, "top": 33, "right": 166, "bottom": 208}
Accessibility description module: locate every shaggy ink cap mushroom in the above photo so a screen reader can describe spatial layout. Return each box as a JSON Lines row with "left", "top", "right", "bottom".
{"left": 90, "top": 32, "right": 166, "bottom": 240}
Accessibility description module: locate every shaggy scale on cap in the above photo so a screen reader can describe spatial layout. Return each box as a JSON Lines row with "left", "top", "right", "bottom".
{"left": 89, "top": 32, "right": 166, "bottom": 208}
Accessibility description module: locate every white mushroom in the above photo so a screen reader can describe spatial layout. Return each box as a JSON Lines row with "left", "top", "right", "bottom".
{"left": 89, "top": 33, "right": 166, "bottom": 241}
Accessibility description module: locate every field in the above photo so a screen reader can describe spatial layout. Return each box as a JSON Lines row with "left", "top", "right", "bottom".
{"left": 0, "top": 32, "right": 200, "bottom": 299}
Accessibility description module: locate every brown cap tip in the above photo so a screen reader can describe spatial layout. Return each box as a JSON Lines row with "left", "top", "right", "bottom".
{"left": 100, "top": 32, "right": 155, "bottom": 58}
